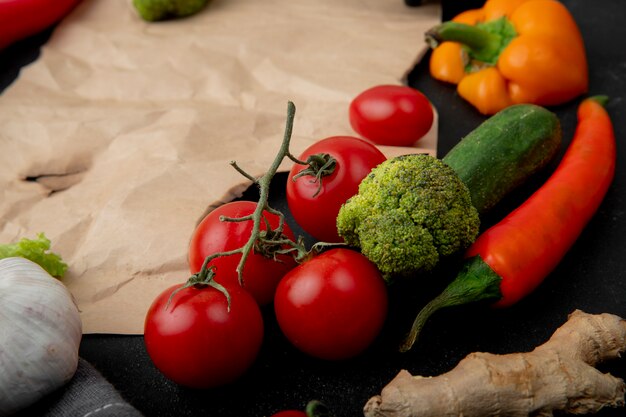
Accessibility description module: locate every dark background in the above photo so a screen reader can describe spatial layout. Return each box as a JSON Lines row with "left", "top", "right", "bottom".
{"left": 2, "top": 0, "right": 625, "bottom": 416}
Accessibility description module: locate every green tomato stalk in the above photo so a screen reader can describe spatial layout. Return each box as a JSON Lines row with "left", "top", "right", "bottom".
{"left": 217, "top": 102, "right": 341, "bottom": 270}
{"left": 290, "top": 153, "right": 337, "bottom": 197}
{"left": 175, "top": 102, "right": 341, "bottom": 308}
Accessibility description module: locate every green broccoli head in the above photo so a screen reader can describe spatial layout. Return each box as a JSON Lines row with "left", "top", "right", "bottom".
{"left": 132, "top": 0, "right": 210, "bottom": 22}
{"left": 337, "top": 154, "right": 479, "bottom": 279}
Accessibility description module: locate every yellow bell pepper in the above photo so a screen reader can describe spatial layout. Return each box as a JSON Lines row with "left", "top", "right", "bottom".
{"left": 426, "top": 0, "right": 588, "bottom": 115}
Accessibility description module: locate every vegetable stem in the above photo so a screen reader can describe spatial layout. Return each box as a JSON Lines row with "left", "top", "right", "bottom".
{"left": 426, "top": 18, "right": 515, "bottom": 65}
{"left": 589, "top": 95, "right": 609, "bottom": 106}
{"left": 399, "top": 256, "right": 502, "bottom": 352}
{"left": 180, "top": 102, "right": 322, "bottom": 307}
{"left": 306, "top": 400, "right": 333, "bottom": 417}
{"left": 235, "top": 102, "right": 298, "bottom": 281}
{"left": 291, "top": 153, "right": 337, "bottom": 197}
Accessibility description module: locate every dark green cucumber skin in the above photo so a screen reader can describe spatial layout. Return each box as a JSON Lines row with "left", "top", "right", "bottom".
{"left": 442, "top": 104, "right": 562, "bottom": 214}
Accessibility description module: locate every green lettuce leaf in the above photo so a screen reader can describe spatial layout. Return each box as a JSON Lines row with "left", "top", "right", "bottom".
{"left": 0, "top": 233, "right": 68, "bottom": 278}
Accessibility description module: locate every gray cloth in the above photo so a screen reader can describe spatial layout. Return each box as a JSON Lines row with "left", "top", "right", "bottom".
{"left": 15, "top": 358, "right": 143, "bottom": 417}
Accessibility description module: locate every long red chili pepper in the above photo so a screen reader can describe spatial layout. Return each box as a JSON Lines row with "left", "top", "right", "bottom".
{"left": 400, "top": 96, "right": 616, "bottom": 352}
{"left": 0, "top": 0, "right": 82, "bottom": 50}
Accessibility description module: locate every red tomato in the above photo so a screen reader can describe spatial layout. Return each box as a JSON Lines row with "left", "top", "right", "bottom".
{"left": 270, "top": 412, "right": 306, "bottom": 417}
{"left": 188, "top": 201, "right": 297, "bottom": 306}
{"left": 286, "top": 136, "right": 386, "bottom": 242}
{"left": 349, "top": 85, "right": 434, "bottom": 147}
{"left": 274, "top": 248, "right": 388, "bottom": 360}
{"left": 144, "top": 283, "right": 264, "bottom": 389}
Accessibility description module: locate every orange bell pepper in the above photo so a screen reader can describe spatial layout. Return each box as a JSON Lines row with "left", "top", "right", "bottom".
{"left": 426, "top": 0, "right": 588, "bottom": 115}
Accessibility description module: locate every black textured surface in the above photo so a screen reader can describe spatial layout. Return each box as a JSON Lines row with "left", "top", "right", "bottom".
{"left": 3, "top": 1, "right": 626, "bottom": 416}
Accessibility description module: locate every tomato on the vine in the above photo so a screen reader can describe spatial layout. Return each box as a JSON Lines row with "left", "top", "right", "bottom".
{"left": 286, "top": 136, "right": 386, "bottom": 242}
{"left": 274, "top": 248, "right": 388, "bottom": 360}
{"left": 144, "top": 283, "right": 263, "bottom": 389}
{"left": 188, "top": 201, "right": 297, "bottom": 306}
{"left": 349, "top": 85, "right": 434, "bottom": 147}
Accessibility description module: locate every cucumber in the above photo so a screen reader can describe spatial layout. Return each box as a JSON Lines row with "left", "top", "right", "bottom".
{"left": 442, "top": 104, "right": 561, "bottom": 214}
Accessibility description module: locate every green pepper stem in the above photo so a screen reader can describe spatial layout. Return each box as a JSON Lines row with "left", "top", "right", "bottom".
{"left": 399, "top": 256, "right": 503, "bottom": 352}
{"left": 426, "top": 20, "right": 507, "bottom": 65}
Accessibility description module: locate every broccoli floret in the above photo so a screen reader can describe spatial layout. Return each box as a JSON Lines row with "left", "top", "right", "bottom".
{"left": 132, "top": 0, "right": 210, "bottom": 22}
{"left": 337, "top": 154, "right": 479, "bottom": 279}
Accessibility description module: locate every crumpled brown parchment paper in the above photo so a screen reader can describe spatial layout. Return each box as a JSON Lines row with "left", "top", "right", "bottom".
{"left": 0, "top": 0, "right": 440, "bottom": 334}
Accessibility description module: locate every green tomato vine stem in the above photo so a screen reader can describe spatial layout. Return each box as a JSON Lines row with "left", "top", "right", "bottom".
{"left": 232, "top": 100, "right": 298, "bottom": 280}
{"left": 291, "top": 152, "right": 337, "bottom": 197}
{"left": 174, "top": 101, "right": 345, "bottom": 310}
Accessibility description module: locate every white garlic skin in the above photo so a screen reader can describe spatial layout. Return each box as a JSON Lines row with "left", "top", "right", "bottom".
{"left": 0, "top": 257, "right": 82, "bottom": 416}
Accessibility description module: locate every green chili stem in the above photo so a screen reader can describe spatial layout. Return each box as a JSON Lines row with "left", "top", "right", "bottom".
{"left": 399, "top": 256, "right": 503, "bottom": 352}
{"left": 305, "top": 400, "right": 333, "bottom": 417}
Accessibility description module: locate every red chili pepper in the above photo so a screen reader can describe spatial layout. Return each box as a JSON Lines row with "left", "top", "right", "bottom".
{"left": 400, "top": 96, "right": 616, "bottom": 352}
{"left": 0, "top": 0, "right": 82, "bottom": 50}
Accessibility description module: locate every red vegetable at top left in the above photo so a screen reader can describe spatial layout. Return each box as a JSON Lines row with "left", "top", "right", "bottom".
{"left": 0, "top": 0, "right": 82, "bottom": 50}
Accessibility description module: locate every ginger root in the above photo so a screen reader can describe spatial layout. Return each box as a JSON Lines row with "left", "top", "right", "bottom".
{"left": 364, "top": 310, "right": 626, "bottom": 417}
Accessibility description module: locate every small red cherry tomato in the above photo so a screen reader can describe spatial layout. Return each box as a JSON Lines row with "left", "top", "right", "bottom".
{"left": 188, "top": 201, "right": 297, "bottom": 306}
{"left": 274, "top": 248, "right": 388, "bottom": 360}
{"left": 286, "top": 136, "right": 386, "bottom": 242}
{"left": 270, "top": 411, "right": 306, "bottom": 417}
{"left": 144, "top": 283, "right": 264, "bottom": 389}
{"left": 349, "top": 85, "right": 434, "bottom": 146}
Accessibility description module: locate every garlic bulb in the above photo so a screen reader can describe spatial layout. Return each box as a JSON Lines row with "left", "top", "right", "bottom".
{"left": 0, "top": 257, "right": 82, "bottom": 416}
